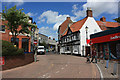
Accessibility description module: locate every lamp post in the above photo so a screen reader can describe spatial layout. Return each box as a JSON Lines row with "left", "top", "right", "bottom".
{"left": 33, "top": 22, "right": 37, "bottom": 62}
{"left": 32, "top": 21, "right": 36, "bottom": 51}
{"left": 85, "top": 26, "right": 88, "bottom": 46}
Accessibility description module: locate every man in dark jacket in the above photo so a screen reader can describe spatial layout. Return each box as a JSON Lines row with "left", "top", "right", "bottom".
{"left": 91, "top": 48, "right": 97, "bottom": 63}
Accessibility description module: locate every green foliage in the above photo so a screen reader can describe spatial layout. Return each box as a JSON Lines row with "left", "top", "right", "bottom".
{"left": 2, "top": 5, "right": 37, "bottom": 44}
{"left": 16, "top": 48, "right": 24, "bottom": 55}
{"left": 2, "top": 40, "right": 24, "bottom": 56}
{"left": 113, "top": 17, "right": 120, "bottom": 23}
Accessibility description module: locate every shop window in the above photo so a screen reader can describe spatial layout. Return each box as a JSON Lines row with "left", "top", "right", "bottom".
{"left": 22, "top": 38, "right": 29, "bottom": 52}
{"left": 0, "top": 25, "right": 5, "bottom": 32}
{"left": 11, "top": 38, "right": 19, "bottom": 47}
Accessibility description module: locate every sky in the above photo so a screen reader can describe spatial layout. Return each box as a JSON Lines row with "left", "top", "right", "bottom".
{"left": 1, "top": 0, "right": 120, "bottom": 41}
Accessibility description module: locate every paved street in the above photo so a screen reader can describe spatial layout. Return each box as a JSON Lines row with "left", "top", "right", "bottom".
{"left": 2, "top": 52, "right": 100, "bottom": 78}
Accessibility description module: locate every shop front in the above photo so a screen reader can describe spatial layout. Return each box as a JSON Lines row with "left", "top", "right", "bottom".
{"left": 90, "top": 26, "right": 120, "bottom": 60}
{"left": 10, "top": 35, "right": 31, "bottom": 53}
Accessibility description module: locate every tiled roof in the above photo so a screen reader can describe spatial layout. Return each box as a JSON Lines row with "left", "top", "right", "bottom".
{"left": 96, "top": 21, "right": 120, "bottom": 30}
{"left": 59, "top": 19, "right": 73, "bottom": 37}
{"left": 70, "top": 17, "right": 87, "bottom": 32}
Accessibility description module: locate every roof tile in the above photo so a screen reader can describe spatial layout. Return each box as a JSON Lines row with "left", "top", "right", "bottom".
{"left": 70, "top": 17, "right": 87, "bottom": 32}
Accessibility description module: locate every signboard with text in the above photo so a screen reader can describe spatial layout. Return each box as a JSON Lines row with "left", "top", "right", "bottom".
{"left": 91, "top": 33, "right": 120, "bottom": 44}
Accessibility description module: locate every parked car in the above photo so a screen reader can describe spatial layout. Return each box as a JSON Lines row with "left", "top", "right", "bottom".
{"left": 73, "top": 49, "right": 78, "bottom": 54}
{"left": 37, "top": 46, "right": 45, "bottom": 55}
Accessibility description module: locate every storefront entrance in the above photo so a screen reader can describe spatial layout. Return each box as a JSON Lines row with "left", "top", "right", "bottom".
{"left": 11, "top": 38, "right": 19, "bottom": 47}
{"left": 22, "top": 38, "right": 29, "bottom": 52}
{"left": 116, "top": 43, "right": 120, "bottom": 59}
{"left": 85, "top": 46, "right": 90, "bottom": 56}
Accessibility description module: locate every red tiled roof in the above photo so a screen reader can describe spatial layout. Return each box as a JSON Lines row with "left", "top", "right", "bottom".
{"left": 59, "top": 19, "right": 73, "bottom": 37}
{"left": 70, "top": 17, "right": 87, "bottom": 32}
{"left": 96, "top": 21, "right": 120, "bottom": 30}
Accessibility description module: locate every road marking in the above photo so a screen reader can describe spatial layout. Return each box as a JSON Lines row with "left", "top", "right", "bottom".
{"left": 52, "top": 64, "right": 54, "bottom": 67}
{"left": 61, "top": 67, "right": 64, "bottom": 70}
{"left": 56, "top": 71, "right": 60, "bottom": 73}
{"left": 95, "top": 64, "right": 104, "bottom": 80}
{"left": 46, "top": 75, "right": 51, "bottom": 78}
{"left": 43, "top": 75, "right": 46, "bottom": 77}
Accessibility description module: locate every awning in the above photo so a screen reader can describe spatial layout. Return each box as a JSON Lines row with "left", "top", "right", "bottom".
{"left": 90, "top": 26, "right": 120, "bottom": 44}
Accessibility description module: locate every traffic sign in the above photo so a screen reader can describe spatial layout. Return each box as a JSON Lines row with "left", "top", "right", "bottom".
{"left": 34, "top": 40, "right": 37, "bottom": 44}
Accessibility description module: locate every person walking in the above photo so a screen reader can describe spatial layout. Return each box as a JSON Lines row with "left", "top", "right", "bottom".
{"left": 91, "top": 48, "right": 97, "bottom": 63}
{"left": 86, "top": 54, "right": 90, "bottom": 63}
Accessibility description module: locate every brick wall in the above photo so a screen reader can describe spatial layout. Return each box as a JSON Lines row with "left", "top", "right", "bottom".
{"left": 2, "top": 54, "right": 34, "bottom": 70}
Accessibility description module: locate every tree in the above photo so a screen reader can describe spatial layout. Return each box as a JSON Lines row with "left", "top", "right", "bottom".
{"left": 113, "top": 17, "right": 120, "bottom": 23}
{"left": 2, "top": 5, "right": 37, "bottom": 45}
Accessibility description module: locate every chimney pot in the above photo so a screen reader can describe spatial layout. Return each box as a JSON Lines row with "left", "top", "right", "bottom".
{"left": 86, "top": 7, "right": 93, "bottom": 17}
{"left": 100, "top": 16, "right": 106, "bottom": 22}
{"left": 49, "top": 37, "right": 51, "bottom": 39}
{"left": 66, "top": 17, "right": 71, "bottom": 20}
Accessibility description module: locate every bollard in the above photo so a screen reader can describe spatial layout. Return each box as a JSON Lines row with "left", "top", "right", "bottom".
{"left": 112, "top": 62, "right": 117, "bottom": 75}
{"left": 105, "top": 60, "right": 109, "bottom": 68}
{"left": 34, "top": 51, "right": 37, "bottom": 62}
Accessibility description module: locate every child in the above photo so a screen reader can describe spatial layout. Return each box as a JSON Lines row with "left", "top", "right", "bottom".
{"left": 86, "top": 54, "right": 90, "bottom": 63}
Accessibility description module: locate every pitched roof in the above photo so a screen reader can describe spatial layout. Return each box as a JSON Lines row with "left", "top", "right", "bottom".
{"left": 70, "top": 17, "right": 87, "bottom": 32}
{"left": 96, "top": 21, "right": 120, "bottom": 30}
{"left": 59, "top": 18, "right": 73, "bottom": 37}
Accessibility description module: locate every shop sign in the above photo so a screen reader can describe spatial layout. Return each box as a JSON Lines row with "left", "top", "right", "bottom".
{"left": 111, "top": 35, "right": 120, "bottom": 40}
{"left": 91, "top": 33, "right": 120, "bottom": 44}
{"left": 0, "top": 57, "right": 5, "bottom": 65}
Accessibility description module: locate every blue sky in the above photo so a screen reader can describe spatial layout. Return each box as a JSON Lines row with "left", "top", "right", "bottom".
{"left": 2, "top": 1, "right": 119, "bottom": 40}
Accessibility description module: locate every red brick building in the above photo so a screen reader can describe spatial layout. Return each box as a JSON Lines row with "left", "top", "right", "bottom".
{"left": 0, "top": 15, "right": 33, "bottom": 52}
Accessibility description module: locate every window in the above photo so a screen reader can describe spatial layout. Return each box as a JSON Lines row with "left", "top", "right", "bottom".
{"left": 76, "top": 33, "right": 79, "bottom": 40}
{"left": 0, "top": 25, "right": 5, "bottom": 31}
{"left": 11, "top": 38, "right": 19, "bottom": 47}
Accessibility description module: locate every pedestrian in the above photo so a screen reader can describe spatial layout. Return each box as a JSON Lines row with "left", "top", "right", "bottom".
{"left": 86, "top": 54, "right": 90, "bottom": 63}
{"left": 91, "top": 48, "right": 97, "bottom": 63}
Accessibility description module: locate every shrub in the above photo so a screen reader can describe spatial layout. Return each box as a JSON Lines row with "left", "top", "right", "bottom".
{"left": 16, "top": 48, "right": 24, "bottom": 55}
{"left": 2, "top": 40, "right": 24, "bottom": 56}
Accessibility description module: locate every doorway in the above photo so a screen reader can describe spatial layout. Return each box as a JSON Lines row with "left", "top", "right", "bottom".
{"left": 85, "top": 46, "right": 90, "bottom": 57}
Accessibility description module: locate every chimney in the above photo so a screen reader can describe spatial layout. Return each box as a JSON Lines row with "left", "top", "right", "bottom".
{"left": 53, "top": 38, "right": 55, "bottom": 40}
{"left": 49, "top": 37, "right": 51, "bottom": 39}
{"left": 86, "top": 7, "right": 93, "bottom": 17}
{"left": 100, "top": 16, "right": 106, "bottom": 22}
{"left": 66, "top": 17, "right": 71, "bottom": 20}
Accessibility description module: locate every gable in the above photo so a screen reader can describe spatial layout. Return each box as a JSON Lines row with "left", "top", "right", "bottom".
{"left": 66, "top": 27, "right": 72, "bottom": 35}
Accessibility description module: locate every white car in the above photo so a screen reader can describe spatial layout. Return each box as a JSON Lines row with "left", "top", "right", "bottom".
{"left": 37, "top": 46, "right": 45, "bottom": 55}
{"left": 73, "top": 49, "right": 78, "bottom": 54}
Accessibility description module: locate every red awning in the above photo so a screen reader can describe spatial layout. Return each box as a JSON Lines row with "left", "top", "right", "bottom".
{"left": 91, "top": 33, "right": 120, "bottom": 44}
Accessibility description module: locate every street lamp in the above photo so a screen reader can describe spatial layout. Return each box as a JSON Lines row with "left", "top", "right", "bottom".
{"left": 85, "top": 26, "right": 88, "bottom": 46}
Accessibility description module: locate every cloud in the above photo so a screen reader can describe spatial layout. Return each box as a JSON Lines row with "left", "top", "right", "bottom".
{"left": 38, "top": 0, "right": 119, "bottom": 40}
{"left": 2, "top": 0, "right": 24, "bottom": 2}
{"left": 27, "top": 12, "right": 38, "bottom": 17}
{"left": 72, "top": 0, "right": 118, "bottom": 18}
{"left": 38, "top": 10, "right": 70, "bottom": 24}
{"left": 2, "top": 0, "right": 24, "bottom": 6}
{"left": 39, "top": 26, "right": 58, "bottom": 40}
{"left": 72, "top": 4, "right": 78, "bottom": 13}
{"left": 53, "top": 22, "right": 62, "bottom": 31}
{"left": 38, "top": 10, "right": 70, "bottom": 30}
